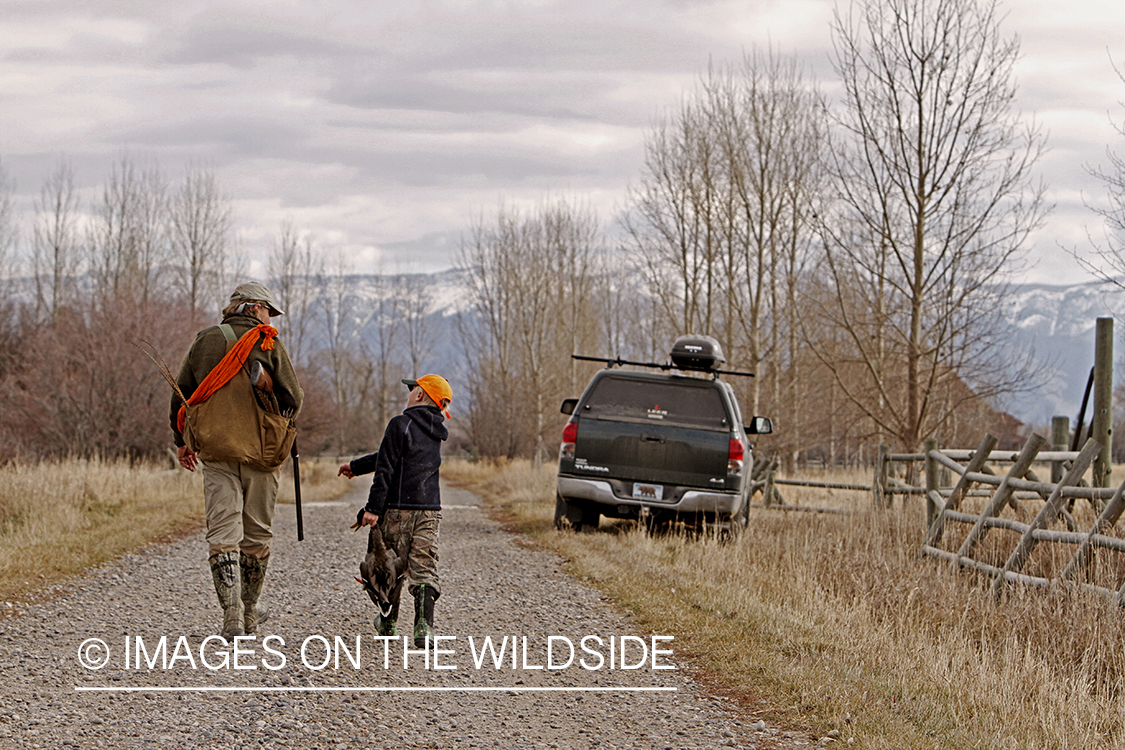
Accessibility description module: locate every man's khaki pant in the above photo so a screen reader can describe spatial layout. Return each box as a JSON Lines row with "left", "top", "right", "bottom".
{"left": 202, "top": 459, "right": 279, "bottom": 559}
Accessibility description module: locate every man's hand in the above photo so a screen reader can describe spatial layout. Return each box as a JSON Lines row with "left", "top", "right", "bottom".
{"left": 177, "top": 445, "right": 198, "bottom": 472}
{"left": 338, "top": 463, "right": 355, "bottom": 479}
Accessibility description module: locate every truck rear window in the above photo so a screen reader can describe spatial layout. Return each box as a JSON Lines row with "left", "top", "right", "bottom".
{"left": 582, "top": 377, "right": 728, "bottom": 429}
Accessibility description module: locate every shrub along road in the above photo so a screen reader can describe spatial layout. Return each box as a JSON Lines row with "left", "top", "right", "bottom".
{"left": 0, "top": 482, "right": 808, "bottom": 750}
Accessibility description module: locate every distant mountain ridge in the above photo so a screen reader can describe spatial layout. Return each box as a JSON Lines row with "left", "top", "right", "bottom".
{"left": 336, "top": 272, "right": 1122, "bottom": 427}
{"left": 309, "top": 271, "right": 1123, "bottom": 427}
{"left": 999, "top": 278, "right": 1125, "bottom": 426}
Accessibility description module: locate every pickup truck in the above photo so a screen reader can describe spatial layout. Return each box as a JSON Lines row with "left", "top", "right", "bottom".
{"left": 555, "top": 335, "right": 772, "bottom": 532}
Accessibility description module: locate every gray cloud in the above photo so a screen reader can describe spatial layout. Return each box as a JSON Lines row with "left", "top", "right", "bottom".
{"left": 0, "top": 0, "right": 1123, "bottom": 281}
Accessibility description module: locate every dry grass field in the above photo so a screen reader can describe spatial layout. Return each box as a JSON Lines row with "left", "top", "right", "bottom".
{"left": 0, "top": 455, "right": 351, "bottom": 603}
{"left": 444, "top": 458, "right": 1125, "bottom": 750}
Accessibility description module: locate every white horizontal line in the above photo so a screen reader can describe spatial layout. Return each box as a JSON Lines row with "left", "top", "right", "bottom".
{"left": 74, "top": 686, "right": 675, "bottom": 693}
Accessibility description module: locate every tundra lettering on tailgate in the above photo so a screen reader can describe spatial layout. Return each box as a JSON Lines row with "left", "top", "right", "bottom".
{"left": 574, "top": 458, "right": 609, "bottom": 473}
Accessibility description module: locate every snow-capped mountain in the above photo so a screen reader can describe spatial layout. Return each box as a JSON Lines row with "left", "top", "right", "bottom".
{"left": 311, "top": 272, "right": 1125, "bottom": 426}
{"left": 999, "top": 279, "right": 1125, "bottom": 425}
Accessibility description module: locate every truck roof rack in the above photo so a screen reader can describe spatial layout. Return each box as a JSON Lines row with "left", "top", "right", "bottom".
{"left": 571, "top": 354, "right": 755, "bottom": 379}
{"left": 573, "top": 334, "right": 755, "bottom": 378}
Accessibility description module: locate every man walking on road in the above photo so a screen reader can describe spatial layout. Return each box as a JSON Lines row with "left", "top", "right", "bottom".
{"left": 171, "top": 282, "right": 303, "bottom": 639}
{"left": 340, "top": 374, "right": 451, "bottom": 647}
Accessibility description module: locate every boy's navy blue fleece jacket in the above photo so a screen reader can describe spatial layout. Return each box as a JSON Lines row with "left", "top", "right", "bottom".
{"left": 350, "top": 405, "right": 448, "bottom": 517}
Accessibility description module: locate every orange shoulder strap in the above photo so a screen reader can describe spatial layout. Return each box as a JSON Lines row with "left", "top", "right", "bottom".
{"left": 177, "top": 324, "right": 278, "bottom": 432}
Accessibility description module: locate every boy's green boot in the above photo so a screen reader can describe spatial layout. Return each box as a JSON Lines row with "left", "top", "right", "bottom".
{"left": 412, "top": 584, "right": 437, "bottom": 648}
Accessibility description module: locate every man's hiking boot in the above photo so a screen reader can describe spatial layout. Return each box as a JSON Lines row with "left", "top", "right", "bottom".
{"left": 209, "top": 551, "right": 245, "bottom": 639}
{"left": 240, "top": 553, "right": 269, "bottom": 635}
{"left": 412, "top": 583, "right": 437, "bottom": 648}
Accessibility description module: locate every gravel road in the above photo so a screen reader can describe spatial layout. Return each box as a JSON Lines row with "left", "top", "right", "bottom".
{"left": 0, "top": 480, "right": 811, "bottom": 750}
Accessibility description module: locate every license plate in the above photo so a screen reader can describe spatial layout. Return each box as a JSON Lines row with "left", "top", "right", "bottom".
{"left": 632, "top": 483, "right": 664, "bottom": 501}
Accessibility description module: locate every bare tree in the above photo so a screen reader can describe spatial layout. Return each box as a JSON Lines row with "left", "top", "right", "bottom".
{"left": 812, "top": 0, "right": 1047, "bottom": 451}
{"left": 398, "top": 274, "right": 435, "bottom": 379}
{"left": 268, "top": 220, "right": 321, "bottom": 366}
{"left": 31, "top": 159, "right": 82, "bottom": 323}
{"left": 1074, "top": 58, "right": 1125, "bottom": 286}
{"left": 545, "top": 199, "right": 602, "bottom": 398}
{"left": 368, "top": 276, "right": 403, "bottom": 434}
{"left": 460, "top": 199, "right": 602, "bottom": 463}
{"left": 0, "top": 159, "right": 16, "bottom": 285}
{"left": 169, "top": 163, "right": 232, "bottom": 321}
{"left": 460, "top": 209, "right": 525, "bottom": 459}
{"left": 623, "top": 100, "right": 722, "bottom": 343}
{"left": 622, "top": 52, "right": 827, "bottom": 468}
{"left": 0, "top": 160, "right": 21, "bottom": 382}
{"left": 317, "top": 251, "right": 383, "bottom": 451}
{"left": 89, "top": 154, "right": 169, "bottom": 309}
{"left": 134, "top": 161, "right": 169, "bottom": 305}
{"left": 706, "top": 51, "right": 827, "bottom": 429}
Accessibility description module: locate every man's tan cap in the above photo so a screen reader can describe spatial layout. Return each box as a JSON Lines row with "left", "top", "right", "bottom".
{"left": 230, "top": 281, "right": 284, "bottom": 316}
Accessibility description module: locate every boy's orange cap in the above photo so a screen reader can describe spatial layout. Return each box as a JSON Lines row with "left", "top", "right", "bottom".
{"left": 402, "top": 374, "right": 453, "bottom": 418}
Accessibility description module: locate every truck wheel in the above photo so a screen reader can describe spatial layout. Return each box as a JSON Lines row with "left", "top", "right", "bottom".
{"left": 578, "top": 504, "right": 600, "bottom": 533}
{"left": 554, "top": 493, "right": 585, "bottom": 531}
{"left": 732, "top": 495, "right": 751, "bottom": 533}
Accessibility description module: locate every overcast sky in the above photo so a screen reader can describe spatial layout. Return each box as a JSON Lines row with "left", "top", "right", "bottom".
{"left": 2, "top": 0, "right": 1124, "bottom": 284}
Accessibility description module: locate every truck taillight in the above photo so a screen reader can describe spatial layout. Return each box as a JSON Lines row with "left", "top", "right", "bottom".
{"left": 727, "top": 438, "right": 744, "bottom": 475}
{"left": 560, "top": 421, "right": 578, "bottom": 461}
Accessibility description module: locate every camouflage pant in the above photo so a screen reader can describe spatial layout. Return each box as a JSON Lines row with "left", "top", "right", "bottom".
{"left": 381, "top": 509, "right": 441, "bottom": 599}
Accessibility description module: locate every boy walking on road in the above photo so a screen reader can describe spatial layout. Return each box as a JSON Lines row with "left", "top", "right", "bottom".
{"left": 339, "top": 374, "right": 452, "bottom": 647}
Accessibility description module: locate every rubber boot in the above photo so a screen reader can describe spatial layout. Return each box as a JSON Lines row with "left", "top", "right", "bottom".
{"left": 375, "top": 598, "right": 399, "bottom": 637}
{"left": 209, "top": 551, "right": 245, "bottom": 639}
{"left": 412, "top": 583, "right": 437, "bottom": 648}
{"left": 240, "top": 553, "right": 269, "bottom": 635}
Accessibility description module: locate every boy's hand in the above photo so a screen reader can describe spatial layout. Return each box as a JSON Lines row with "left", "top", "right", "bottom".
{"left": 351, "top": 508, "right": 380, "bottom": 530}
{"left": 338, "top": 463, "right": 354, "bottom": 478}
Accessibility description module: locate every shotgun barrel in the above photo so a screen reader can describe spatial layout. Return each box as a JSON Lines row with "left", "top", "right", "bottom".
{"left": 292, "top": 438, "right": 304, "bottom": 541}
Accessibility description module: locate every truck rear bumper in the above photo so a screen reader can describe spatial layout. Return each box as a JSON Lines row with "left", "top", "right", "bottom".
{"left": 557, "top": 476, "right": 737, "bottom": 514}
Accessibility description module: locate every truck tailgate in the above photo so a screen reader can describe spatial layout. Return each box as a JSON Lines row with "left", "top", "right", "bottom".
{"left": 575, "top": 417, "right": 728, "bottom": 488}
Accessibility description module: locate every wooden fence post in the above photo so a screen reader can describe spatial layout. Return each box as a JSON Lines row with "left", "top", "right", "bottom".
{"left": 873, "top": 444, "right": 889, "bottom": 509}
{"left": 924, "top": 437, "right": 939, "bottom": 530}
{"left": 921, "top": 433, "right": 998, "bottom": 549}
{"left": 1051, "top": 415, "right": 1069, "bottom": 484}
{"left": 764, "top": 463, "right": 776, "bottom": 508}
{"left": 1093, "top": 317, "right": 1114, "bottom": 488}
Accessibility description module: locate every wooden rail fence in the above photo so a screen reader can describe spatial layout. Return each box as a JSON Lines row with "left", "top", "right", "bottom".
{"left": 748, "top": 424, "right": 1125, "bottom": 600}
{"left": 915, "top": 432, "right": 1125, "bottom": 599}
{"left": 748, "top": 456, "right": 864, "bottom": 514}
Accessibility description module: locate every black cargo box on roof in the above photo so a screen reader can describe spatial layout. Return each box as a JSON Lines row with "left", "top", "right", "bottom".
{"left": 670, "top": 334, "right": 725, "bottom": 372}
